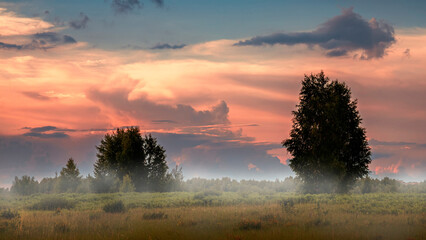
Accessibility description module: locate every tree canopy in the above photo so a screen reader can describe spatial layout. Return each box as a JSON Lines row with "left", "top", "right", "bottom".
{"left": 93, "top": 127, "right": 168, "bottom": 192}
{"left": 283, "top": 72, "right": 371, "bottom": 193}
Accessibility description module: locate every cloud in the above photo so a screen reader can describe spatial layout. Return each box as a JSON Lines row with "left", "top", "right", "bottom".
{"left": 22, "top": 91, "right": 52, "bottom": 101}
{"left": 151, "top": 43, "right": 186, "bottom": 50}
{"left": 0, "top": 32, "right": 77, "bottom": 51}
{"left": 22, "top": 126, "right": 69, "bottom": 138}
{"left": 87, "top": 88, "right": 230, "bottom": 126}
{"left": 152, "top": 120, "right": 178, "bottom": 124}
{"left": 151, "top": 0, "right": 164, "bottom": 8}
{"left": 27, "top": 126, "right": 58, "bottom": 133}
{"left": 153, "top": 132, "right": 291, "bottom": 179}
{"left": 234, "top": 8, "right": 395, "bottom": 59}
{"left": 0, "top": 134, "right": 102, "bottom": 187}
{"left": 69, "top": 12, "right": 90, "bottom": 30}
{"left": 0, "top": 8, "right": 53, "bottom": 36}
{"left": 23, "top": 132, "right": 69, "bottom": 138}
{"left": 111, "top": 0, "right": 142, "bottom": 14}
{"left": 369, "top": 140, "right": 426, "bottom": 181}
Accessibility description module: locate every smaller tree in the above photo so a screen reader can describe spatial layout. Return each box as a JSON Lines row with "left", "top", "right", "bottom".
{"left": 166, "top": 165, "right": 184, "bottom": 191}
{"left": 58, "top": 158, "right": 81, "bottom": 192}
{"left": 11, "top": 175, "right": 39, "bottom": 195}
{"left": 119, "top": 175, "right": 135, "bottom": 192}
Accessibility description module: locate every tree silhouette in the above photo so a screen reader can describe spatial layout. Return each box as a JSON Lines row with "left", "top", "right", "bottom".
{"left": 94, "top": 127, "right": 168, "bottom": 192}
{"left": 283, "top": 72, "right": 371, "bottom": 193}
{"left": 58, "top": 158, "right": 81, "bottom": 192}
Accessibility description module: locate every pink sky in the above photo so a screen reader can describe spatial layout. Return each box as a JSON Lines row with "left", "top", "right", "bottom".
{"left": 0, "top": 8, "right": 425, "bottom": 185}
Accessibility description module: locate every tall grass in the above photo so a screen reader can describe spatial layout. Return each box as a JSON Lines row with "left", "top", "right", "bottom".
{"left": 0, "top": 192, "right": 424, "bottom": 239}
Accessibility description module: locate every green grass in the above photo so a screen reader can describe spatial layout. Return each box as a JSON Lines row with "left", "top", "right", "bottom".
{"left": 0, "top": 192, "right": 424, "bottom": 239}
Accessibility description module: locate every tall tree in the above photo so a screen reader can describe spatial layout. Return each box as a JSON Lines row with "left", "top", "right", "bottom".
{"left": 283, "top": 72, "right": 371, "bottom": 193}
{"left": 94, "top": 127, "right": 168, "bottom": 192}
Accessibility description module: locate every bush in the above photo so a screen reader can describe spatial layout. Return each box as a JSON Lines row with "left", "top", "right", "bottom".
{"left": 143, "top": 212, "right": 168, "bottom": 220}
{"left": 103, "top": 200, "right": 125, "bottom": 213}
{"left": 280, "top": 198, "right": 295, "bottom": 214}
{"left": 238, "top": 219, "right": 261, "bottom": 230}
{"left": 29, "top": 197, "right": 76, "bottom": 210}
{"left": 193, "top": 190, "right": 222, "bottom": 200}
{"left": 0, "top": 209, "right": 20, "bottom": 219}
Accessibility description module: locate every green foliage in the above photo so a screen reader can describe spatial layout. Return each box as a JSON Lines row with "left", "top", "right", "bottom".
{"left": 94, "top": 127, "right": 169, "bottom": 192}
{"left": 38, "top": 176, "right": 58, "bottom": 194}
{"left": 102, "top": 200, "right": 125, "bottom": 213}
{"left": 166, "top": 165, "right": 184, "bottom": 191}
{"left": 283, "top": 72, "right": 371, "bottom": 193}
{"left": 11, "top": 175, "right": 38, "bottom": 195}
{"left": 120, "top": 175, "right": 135, "bottom": 192}
{"left": 58, "top": 158, "right": 82, "bottom": 193}
{"left": 91, "top": 174, "right": 119, "bottom": 193}
{"left": 29, "top": 196, "right": 76, "bottom": 210}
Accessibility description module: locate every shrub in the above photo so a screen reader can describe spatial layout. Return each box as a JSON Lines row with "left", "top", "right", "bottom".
{"left": 0, "top": 209, "right": 20, "bottom": 219}
{"left": 193, "top": 190, "right": 222, "bottom": 200}
{"left": 103, "top": 200, "right": 125, "bottom": 213}
{"left": 29, "top": 197, "right": 76, "bottom": 211}
{"left": 119, "top": 175, "right": 135, "bottom": 193}
{"left": 238, "top": 219, "right": 261, "bottom": 230}
{"left": 143, "top": 212, "right": 168, "bottom": 220}
{"left": 280, "top": 198, "right": 295, "bottom": 214}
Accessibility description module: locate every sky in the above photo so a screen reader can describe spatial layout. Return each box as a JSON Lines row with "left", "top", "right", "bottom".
{"left": 0, "top": 0, "right": 425, "bottom": 187}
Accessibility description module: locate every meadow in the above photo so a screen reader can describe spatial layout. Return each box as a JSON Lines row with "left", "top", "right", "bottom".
{"left": 0, "top": 192, "right": 424, "bottom": 239}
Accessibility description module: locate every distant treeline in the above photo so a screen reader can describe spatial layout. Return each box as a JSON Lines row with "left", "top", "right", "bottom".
{"left": 1, "top": 175, "right": 425, "bottom": 195}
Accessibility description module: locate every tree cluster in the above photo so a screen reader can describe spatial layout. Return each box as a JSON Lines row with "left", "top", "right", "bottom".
{"left": 9, "top": 127, "right": 183, "bottom": 195}
{"left": 92, "top": 127, "right": 172, "bottom": 192}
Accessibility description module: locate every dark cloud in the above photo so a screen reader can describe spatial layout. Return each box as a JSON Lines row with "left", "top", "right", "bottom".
{"left": 111, "top": 0, "right": 142, "bottom": 14}
{"left": 28, "top": 126, "right": 58, "bottom": 133}
{"left": 22, "top": 91, "right": 51, "bottom": 101}
{"left": 33, "top": 32, "right": 77, "bottom": 44}
{"left": 87, "top": 88, "right": 230, "bottom": 126}
{"left": 23, "top": 132, "right": 69, "bottom": 139}
{"left": 234, "top": 8, "right": 395, "bottom": 59}
{"left": 22, "top": 126, "right": 69, "bottom": 138}
{"left": 369, "top": 139, "right": 417, "bottom": 147}
{"left": 0, "top": 32, "right": 77, "bottom": 51}
{"left": 151, "top": 43, "right": 186, "bottom": 50}
{"left": 326, "top": 49, "right": 348, "bottom": 57}
{"left": 151, "top": 0, "right": 164, "bottom": 7}
{"left": 0, "top": 42, "right": 23, "bottom": 50}
{"left": 69, "top": 12, "right": 90, "bottom": 30}
{"left": 0, "top": 134, "right": 102, "bottom": 187}
{"left": 152, "top": 120, "right": 178, "bottom": 124}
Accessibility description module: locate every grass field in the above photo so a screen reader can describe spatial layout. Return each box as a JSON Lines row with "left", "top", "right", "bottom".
{"left": 0, "top": 192, "right": 425, "bottom": 239}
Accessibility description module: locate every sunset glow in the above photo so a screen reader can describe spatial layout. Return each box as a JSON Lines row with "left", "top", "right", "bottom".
{"left": 0, "top": 1, "right": 425, "bottom": 187}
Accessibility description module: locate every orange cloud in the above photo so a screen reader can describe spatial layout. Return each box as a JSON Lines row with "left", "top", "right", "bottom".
{"left": 0, "top": 8, "right": 53, "bottom": 36}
